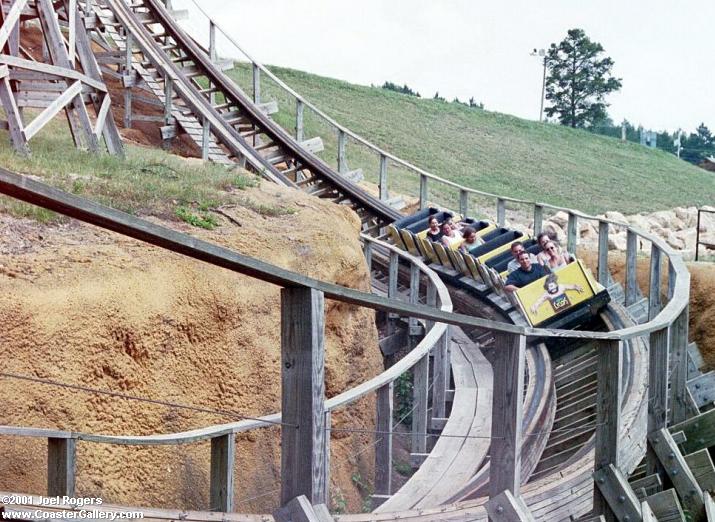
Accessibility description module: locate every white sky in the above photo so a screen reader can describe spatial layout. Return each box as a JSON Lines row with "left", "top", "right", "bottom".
{"left": 177, "top": 0, "right": 714, "bottom": 133}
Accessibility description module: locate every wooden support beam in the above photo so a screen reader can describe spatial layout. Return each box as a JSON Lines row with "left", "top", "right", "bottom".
{"left": 322, "top": 410, "right": 330, "bottom": 506}
{"left": 373, "top": 383, "right": 393, "bottom": 500}
{"left": 252, "top": 62, "right": 260, "bottom": 103}
{"left": 496, "top": 198, "right": 506, "bottom": 228}
{"left": 646, "top": 327, "right": 669, "bottom": 478}
{"left": 0, "top": 0, "right": 29, "bottom": 51}
{"left": 419, "top": 174, "right": 427, "bottom": 211}
{"left": 123, "top": 32, "right": 133, "bottom": 129}
{"left": 280, "top": 287, "right": 326, "bottom": 506}
{"left": 645, "top": 489, "right": 685, "bottom": 521}
{"left": 364, "top": 239, "right": 373, "bottom": 271}
{"left": 485, "top": 490, "right": 535, "bottom": 521}
{"left": 685, "top": 449, "right": 715, "bottom": 493}
{"left": 337, "top": 129, "right": 347, "bottom": 173}
{"left": 593, "top": 339, "right": 623, "bottom": 519}
{"left": 411, "top": 354, "right": 429, "bottom": 456}
{"left": 704, "top": 491, "right": 715, "bottom": 521}
{"left": 670, "top": 408, "right": 715, "bottom": 455}
{"left": 201, "top": 117, "right": 210, "bottom": 161}
{"left": 648, "top": 428, "right": 704, "bottom": 519}
{"left": 209, "top": 433, "right": 235, "bottom": 512}
{"left": 0, "top": 75, "right": 28, "bottom": 154}
{"left": 47, "top": 437, "right": 75, "bottom": 497}
{"left": 295, "top": 99, "right": 304, "bottom": 142}
{"left": 533, "top": 205, "right": 543, "bottom": 236}
{"left": 378, "top": 154, "right": 388, "bottom": 202}
{"left": 23, "top": 80, "right": 83, "bottom": 140}
{"left": 567, "top": 212, "right": 578, "bottom": 256}
{"left": 689, "top": 372, "right": 715, "bottom": 409}
{"left": 459, "top": 189, "right": 468, "bottom": 218}
{"left": 274, "top": 495, "right": 329, "bottom": 522}
{"left": 68, "top": 0, "right": 76, "bottom": 66}
{"left": 670, "top": 306, "right": 690, "bottom": 425}
{"left": 489, "top": 332, "right": 525, "bottom": 497}
{"left": 592, "top": 464, "right": 641, "bottom": 522}
{"left": 625, "top": 229, "right": 638, "bottom": 307}
{"left": 648, "top": 245, "right": 662, "bottom": 320}
{"left": 597, "top": 220, "right": 609, "bottom": 286}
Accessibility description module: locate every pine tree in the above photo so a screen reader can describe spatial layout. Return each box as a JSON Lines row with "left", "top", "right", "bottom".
{"left": 544, "top": 29, "right": 622, "bottom": 128}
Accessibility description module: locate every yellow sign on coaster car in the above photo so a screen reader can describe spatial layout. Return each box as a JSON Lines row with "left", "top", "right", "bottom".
{"left": 515, "top": 261, "right": 597, "bottom": 326}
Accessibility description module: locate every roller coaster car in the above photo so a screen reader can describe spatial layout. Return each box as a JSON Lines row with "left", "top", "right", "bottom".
{"left": 513, "top": 260, "right": 610, "bottom": 329}
{"left": 390, "top": 208, "right": 610, "bottom": 330}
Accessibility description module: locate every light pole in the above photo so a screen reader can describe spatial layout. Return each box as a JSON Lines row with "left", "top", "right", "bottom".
{"left": 531, "top": 48, "right": 546, "bottom": 122}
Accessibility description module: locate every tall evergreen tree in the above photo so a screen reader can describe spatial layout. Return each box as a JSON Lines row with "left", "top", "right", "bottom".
{"left": 544, "top": 29, "right": 622, "bottom": 128}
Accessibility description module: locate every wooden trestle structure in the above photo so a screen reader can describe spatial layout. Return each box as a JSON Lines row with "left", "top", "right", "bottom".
{"left": 0, "top": 2, "right": 714, "bottom": 522}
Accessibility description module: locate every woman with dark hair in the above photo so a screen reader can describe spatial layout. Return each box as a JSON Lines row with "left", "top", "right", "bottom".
{"left": 459, "top": 227, "right": 483, "bottom": 254}
{"left": 426, "top": 216, "right": 443, "bottom": 242}
{"left": 440, "top": 222, "right": 461, "bottom": 248}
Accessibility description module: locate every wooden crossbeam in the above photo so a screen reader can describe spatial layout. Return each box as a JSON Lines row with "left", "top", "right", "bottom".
{"left": 0, "top": 54, "right": 106, "bottom": 92}
{"left": 24, "top": 80, "right": 82, "bottom": 140}
{"left": 649, "top": 428, "right": 705, "bottom": 519}
{"left": 0, "top": 0, "right": 29, "bottom": 51}
{"left": 593, "top": 464, "right": 642, "bottom": 522}
{"left": 485, "top": 490, "right": 535, "bottom": 521}
{"left": 670, "top": 407, "right": 715, "bottom": 455}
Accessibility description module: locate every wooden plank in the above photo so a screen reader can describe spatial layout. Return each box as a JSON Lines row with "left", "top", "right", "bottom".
{"left": 0, "top": 0, "right": 29, "bottom": 51}
{"left": 280, "top": 287, "right": 326, "bottom": 505}
{"left": 411, "top": 355, "right": 429, "bottom": 455}
{"left": 0, "top": 53, "right": 106, "bottom": 93}
{"left": 689, "top": 372, "right": 715, "bottom": 409}
{"left": 597, "top": 220, "right": 609, "bottom": 286}
{"left": 485, "top": 490, "right": 535, "bottom": 521}
{"left": 641, "top": 500, "right": 657, "bottom": 521}
{"left": 593, "top": 339, "right": 623, "bottom": 518}
{"left": 378, "top": 154, "right": 388, "bottom": 201}
{"left": 646, "top": 489, "right": 686, "bottom": 522}
{"left": 209, "top": 434, "right": 234, "bottom": 512}
{"left": 648, "top": 244, "right": 662, "bottom": 320}
{"left": 295, "top": 99, "right": 304, "bottom": 142}
{"left": 47, "top": 437, "right": 75, "bottom": 497}
{"left": 497, "top": 198, "right": 506, "bottom": 227}
{"left": 647, "top": 327, "right": 669, "bottom": 478}
{"left": 671, "top": 306, "right": 690, "bottom": 425}
{"left": 567, "top": 212, "right": 578, "bottom": 255}
{"left": 431, "top": 326, "right": 449, "bottom": 420}
{"left": 23, "top": 80, "right": 83, "bottom": 140}
{"left": 419, "top": 174, "right": 427, "bottom": 211}
{"left": 489, "top": 332, "right": 525, "bottom": 497}
{"left": 671, "top": 409, "right": 715, "bottom": 455}
{"left": 649, "top": 427, "right": 704, "bottom": 519}
{"left": 373, "top": 383, "right": 393, "bottom": 498}
{"left": 273, "top": 495, "right": 321, "bottom": 522}
{"left": 93, "top": 93, "right": 112, "bottom": 137}
{"left": 252, "top": 62, "right": 260, "bottom": 103}
{"left": 533, "top": 205, "right": 543, "bottom": 236}
{"left": 592, "top": 464, "right": 642, "bottom": 522}
{"left": 625, "top": 229, "right": 638, "bottom": 306}
{"left": 337, "top": 129, "right": 347, "bottom": 173}
{"left": 630, "top": 473, "right": 663, "bottom": 496}
{"left": 0, "top": 75, "right": 28, "bottom": 154}
{"left": 685, "top": 449, "right": 715, "bottom": 493}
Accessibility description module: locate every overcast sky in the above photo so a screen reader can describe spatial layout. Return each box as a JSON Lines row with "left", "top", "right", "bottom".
{"left": 176, "top": 0, "right": 714, "bottom": 133}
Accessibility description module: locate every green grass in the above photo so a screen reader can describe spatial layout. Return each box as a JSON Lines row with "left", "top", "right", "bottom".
{"left": 227, "top": 63, "right": 715, "bottom": 215}
{"left": 0, "top": 114, "right": 256, "bottom": 224}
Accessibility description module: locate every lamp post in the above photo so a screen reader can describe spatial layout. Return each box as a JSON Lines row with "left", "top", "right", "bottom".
{"left": 531, "top": 48, "right": 546, "bottom": 122}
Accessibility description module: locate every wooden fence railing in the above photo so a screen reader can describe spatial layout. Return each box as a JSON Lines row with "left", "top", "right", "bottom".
{"left": 0, "top": 167, "right": 693, "bottom": 519}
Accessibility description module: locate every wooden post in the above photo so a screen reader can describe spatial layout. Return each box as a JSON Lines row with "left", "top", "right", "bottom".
{"left": 373, "top": 383, "right": 393, "bottom": 502}
{"left": 489, "top": 333, "right": 526, "bottom": 498}
{"left": 533, "top": 205, "right": 543, "bottom": 236}
{"left": 280, "top": 287, "right": 326, "bottom": 506}
{"left": 252, "top": 62, "right": 260, "bottom": 103}
{"left": 323, "top": 410, "right": 331, "bottom": 506}
{"left": 208, "top": 21, "right": 216, "bottom": 105}
{"left": 648, "top": 244, "right": 662, "bottom": 320}
{"left": 209, "top": 433, "right": 235, "bottom": 512}
{"left": 364, "top": 240, "right": 373, "bottom": 272}
{"left": 646, "top": 328, "right": 669, "bottom": 479}
{"left": 411, "top": 354, "right": 429, "bottom": 458}
{"left": 567, "top": 212, "right": 578, "bottom": 256}
{"left": 419, "top": 175, "right": 427, "bottom": 211}
{"left": 496, "top": 198, "right": 506, "bottom": 228}
{"left": 388, "top": 251, "right": 398, "bottom": 300}
{"left": 408, "top": 263, "right": 420, "bottom": 337}
{"left": 459, "top": 190, "right": 468, "bottom": 218}
{"left": 670, "top": 306, "right": 690, "bottom": 425}
{"left": 432, "top": 325, "right": 449, "bottom": 422}
{"left": 47, "top": 437, "right": 76, "bottom": 497}
{"left": 295, "top": 99, "right": 304, "bottom": 142}
{"left": 485, "top": 490, "right": 536, "bottom": 522}
{"left": 378, "top": 154, "right": 388, "bottom": 201}
{"left": 124, "top": 33, "right": 133, "bottom": 129}
{"left": 68, "top": 0, "right": 76, "bottom": 66}
{"left": 337, "top": 130, "right": 347, "bottom": 173}
{"left": 597, "top": 220, "right": 609, "bottom": 286}
{"left": 201, "top": 117, "right": 210, "bottom": 161}
{"left": 668, "top": 259, "right": 676, "bottom": 301}
{"left": 593, "top": 339, "right": 623, "bottom": 519}
{"left": 625, "top": 230, "right": 638, "bottom": 306}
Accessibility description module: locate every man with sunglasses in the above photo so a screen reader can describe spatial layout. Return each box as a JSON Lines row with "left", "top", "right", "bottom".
{"left": 506, "top": 241, "right": 538, "bottom": 274}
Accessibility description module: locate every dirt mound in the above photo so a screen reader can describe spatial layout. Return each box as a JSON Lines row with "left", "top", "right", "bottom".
{"left": 0, "top": 181, "right": 380, "bottom": 513}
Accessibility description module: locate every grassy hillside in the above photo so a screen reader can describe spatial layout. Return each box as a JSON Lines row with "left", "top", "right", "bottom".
{"left": 228, "top": 65, "right": 714, "bottom": 215}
